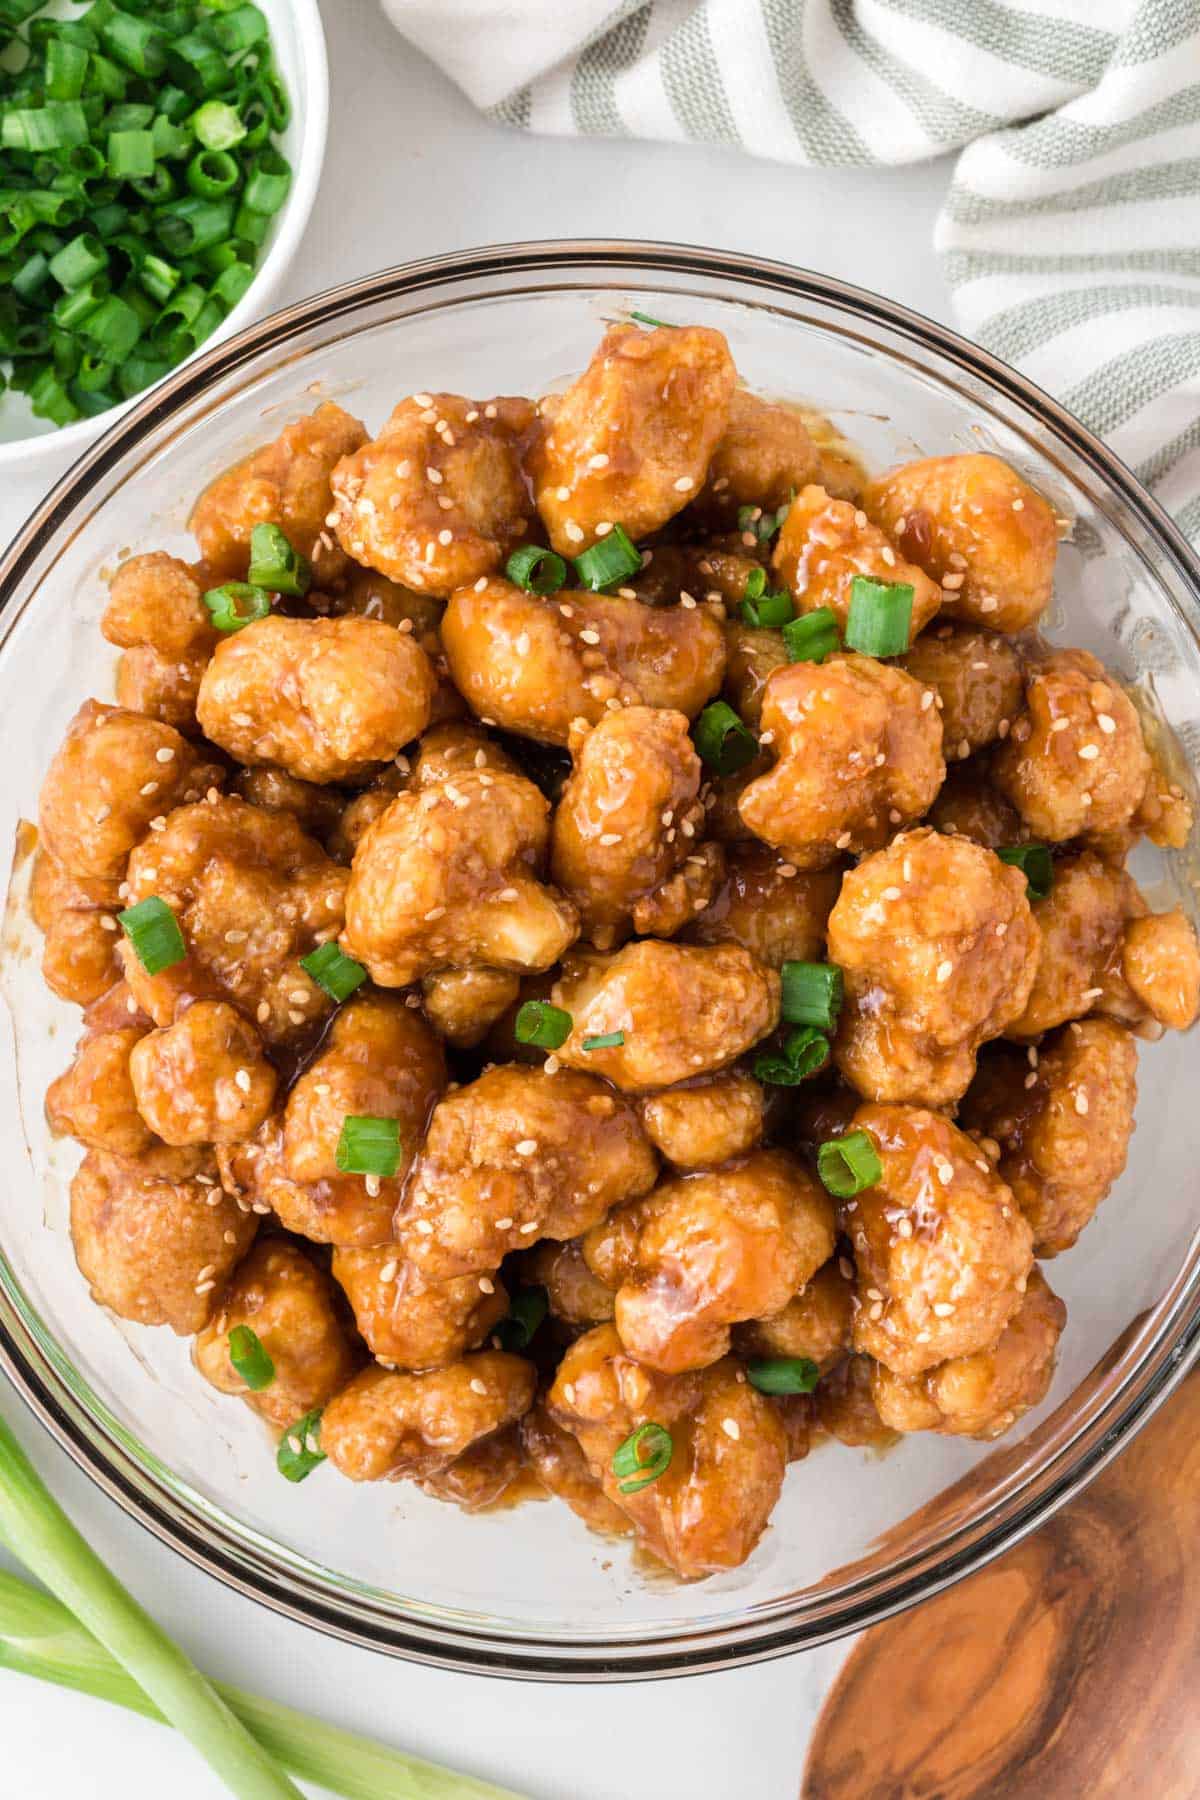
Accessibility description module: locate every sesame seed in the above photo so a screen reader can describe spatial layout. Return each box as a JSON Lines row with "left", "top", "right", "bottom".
{"left": 1078, "top": 744, "right": 1100, "bottom": 760}
{"left": 838, "top": 1257, "right": 854, "bottom": 1281}
{"left": 869, "top": 1301, "right": 883, "bottom": 1321}
{"left": 933, "top": 1301, "right": 955, "bottom": 1317}
{"left": 995, "top": 921, "right": 1008, "bottom": 937}
{"left": 470, "top": 1378, "right": 488, "bottom": 1396}
{"left": 935, "top": 1159, "right": 953, "bottom": 1185}
{"left": 936, "top": 959, "right": 953, "bottom": 983}
{"left": 234, "top": 1068, "right": 251, "bottom": 1093}
{"left": 478, "top": 1277, "right": 495, "bottom": 1294}
{"left": 155, "top": 746, "right": 175, "bottom": 763}
{"left": 1011, "top": 497, "right": 1025, "bottom": 511}
{"left": 941, "top": 572, "right": 965, "bottom": 590}
{"left": 674, "top": 475, "right": 695, "bottom": 493}
{"left": 1082, "top": 986, "right": 1103, "bottom": 1000}
{"left": 496, "top": 886, "right": 519, "bottom": 902}
{"left": 599, "top": 832, "right": 621, "bottom": 846}
{"left": 288, "top": 1010, "right": 305, "bottom": 1025}
{"left": 882, "top": 886, "right": 901, "bottom": 901}
{"left": 565, "top": 521, "right": 585, "bottom": 544}
{"left": 288, "top": 988, "right": 308, "bottom": 1005}
{"left": 579, "top": 628, "right": 601, "bottom": 645}
{"left": 835, "top": 831, "right": 853, "bottom": 849}
{"left": 256, "top": 1001, "right": 270, "bottom": 1023}
{"left": 595, "top": 521, "right": 613, "bottom": 537}
{"left": 438, "top": 528, "right": 453, "bottom": 546}
{"left": 680, "top": 593, "right": 697, "bottom": 610}
{"left": 1075, "top": 1090, "right": 1089, "bottom": 1115}
{"left": 424, "top": 906, "right": 446, "bottom": 922}
{"left": 414, "top": 1218, "right": 434, "bottom": 1235}
{"left": 721, "top": 1417, "right": 740, "bottom": 1440}
{"left": 881, "top": 546, "right": 896, "bottom": 567}
{"left": 194, "top": 1280, "right": 215, "bottom": 1296}
{"left": 93, "top": 804, "right": 111, "bottom": 822}
{"left": 920, "top": 690, "right": 934, "bottom": 711}
{"left": 897, "top": 1217, "right": 913, "bottom": 1238}
{"left": 495, "top": 1217, "right": 514, "bottom": 1231}
{"left": 1024, "top": 1071, "right": 1038, "bottom": 1089}
{"left": 426, "top": 467, "right": 443, "bottom": 485}
{"left": 515, "top": 1139, "right": 537, "bottom": 1156}
{"left": 589, "top": 452, "right": 610, "bottom": 469}
{"left": 1097, "top": 713, "right": 1116, "bottom": 734}
{"left": 485, "top": 404, "right": 498, "bottom": 418}
{"left": 100, "top": 914, "right": 118, "bottom": 932}
{"left": 519, "top": 1221, "right": 539, "bottom": 1234}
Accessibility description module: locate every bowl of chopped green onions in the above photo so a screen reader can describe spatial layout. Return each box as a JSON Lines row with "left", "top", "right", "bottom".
{"left": 0, "top": 0, "right": 328, "bottom": 468}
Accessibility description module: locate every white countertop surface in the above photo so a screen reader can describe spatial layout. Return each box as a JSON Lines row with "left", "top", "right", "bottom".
{"left": 0, "top": 2, "right": 956, "bottom": 1792}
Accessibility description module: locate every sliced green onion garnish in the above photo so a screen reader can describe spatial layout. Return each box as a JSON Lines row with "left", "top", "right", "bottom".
{"left": 100, "top": 11, "right": 168, "bottom": 79}
{"left": 203, "top": 581, "right": 272, "bottom": 632}
{"left": 737, "top": 499, "right": 789, "bottom": 545}
{"left": 817, "top": 1129, "right": 883, "bottom": 1200}
{"left": 514, "top": 1000, "right": 573, "bottom": 1049}
{"left": 783, "top": 608, "right": 840, "bottom": 664}
{"left": 49, "top": 232, "right": 106, "bottom": 292}
{"left": 844, "top": 576, "right": 914, "bottom": 657}
{"left": 582, "top": 1031, "right": 625, "bottom": 1052}
{"left": 780, "top": 961, "right": 843, "bottom": 1031}
{"left": 117, "top": 896, "right": 186, "bottom": 976}
{"left": 107, "top": 128, "right": 155, "bottom": 180}
{"left": 744, "top": 565, "right": 767, "bottom": 603}
{"left": 753, "top": 1026, "right": 830, "bottom": 1087}
{"left": 336, "top": 1116, "right": 401, "bottom": 1180}
{"left": 191, "top": 98, "right": 248, "bottom": 152}
{"left": 276, "top": 1409, "right": 326, "bottom": 1484}
{"left": 740, "top": 589, "right": 794, "bottom": 630}
{"left": 629, "top": 310, "right": 671, "bottom": 328}
{"left": 692, "top": 700, "right": 759, "bottom": 776}
{"left": 494, "top": 1287, "right": 548, "bottom": 1353}
{"left": 572, "top": 524, "right": 642, "bottom": 592}
{"left": 611, "top": 1421, "right": 673, "bottom": 1495}
{"left": 228, "top": 1325, "right": 275, "bottom": 1393}
{"left": 247, "top": 522, "right": 311, "bottom": 597}
{"left": 747, "top": 1356, "right": 820, "bottom": 1395}
{"left": 299, "top": 943, "right": 367, "bottom": 1003}
{"left": 997, "top": 843, "right": 1053, "bottom": 902}
{"left": 505, "top": 544, "right": 567, "bottom": 596}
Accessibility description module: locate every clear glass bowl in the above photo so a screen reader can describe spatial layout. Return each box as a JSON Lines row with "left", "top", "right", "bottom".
{"left": 1, "top": 242, "right": 1198, "bottom": 1680}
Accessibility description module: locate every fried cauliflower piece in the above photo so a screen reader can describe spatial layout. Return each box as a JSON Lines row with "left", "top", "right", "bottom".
{"left": 441, "top": 577, "right": 725, "bottom": 747}
{"left": 696, "top": 388, "right": 821, "bottom": 526}
{"left": 550, "top": 707, "right": 709, "bottom": 949}
{"left": 927, "top": 761, "right": 1025, "bottom": 849}
{"left": 193, "top": 1240, "right": 357, "bottom": 1429}
{"left": 29, "top": 851, "right": 123, "bottom": 1006}
{"left": 323, "top": 564, "right": 445, "bottom": 640}
{"left": 102, "top": 552, "right": 216, "bottom": 662}
{"left": 637, "top": 1071, "right": 765, "bottom": 1169}
{"left": 329, "top": 394, "right": 535, "bottom": 596}
{"left": 772, "top": 485, "right": 942, "bottom": 647}
{"left": 738, "top": 656, "right": 944, "bottom": 869}
{"left": 553, "top": 941, "right": 780, "bottom": 1092}
{"left": 863, "top": 452, "right": 1058, "bottom": 634}
{"left": 960, "top": 1019, "right": 1138, "bottom": 1255}
{"left": 397, "top": 1065, "right": 657, "bottom": 1279}
{"left": 722, "top": 622, "right": 788, "bottom": 729}
{"left": 196, "top": 615, "right": 436, "bottom": 784}
{"left": 341, "top": 767, "right": 578, "bottom": 987}
{"left": 46, "top": 1025, "right": 154, "bottom": 1157}
{"left": 189, "top": 400, "right": 366, "bottom": 586}
{"left": 119, "top": 797, "right": 348, "bottom": 1047}
{"left": 841, "top": 1104, "right": 1034, "bottom": 1377}
{"left": 547, "top": 1325, "right": 787, "bottom": 1578}
{"left": 993, "top": 650, "right": 1151, "bottom": 841}
{"left": 1120, "top": 909, "right": 1200, "bottom": 1031}
{"left": 520, "top": 1403, "right": 632, "bottom": 1536}
{"left": 70, "top": 1146, "right": 256, "bottom": 1334}
{"left": 331, "top": 1249, "right": 507, "bottom": 1370}
{"left": 829, "top": 829, "right": 1039, "bottom": 1107}
{"left": 521, "top": 1237, "right": 616, "bottom": 1326}
{"left": 872, "top": 1266, "right": 1065, "bottom": 1440}
{"left": 128, "top": 1002, "right": 277, "bottom": 1147}
{"left": 902, "top": 624, "right": 1023, "bottom": 761}
{"left": 113, "top": 645, "right": 212, "bottom": 735}
{"left": 38, "top": 701, "right": 221, "bottom": 881}
{"left": 219, "top": 1117, "right": 391, "bottom": 1250}
{"left": 322, "top": 1352, "right": 535, "bottom": 1483}
{"left": 410, "top": 719, "right": 520, "bottom": 789}
{"left": 612, "top": 1150, "right": 836, "bottom": 1373}
{"left": 232, "top": 768, "right": 347, "bottom": 846}
{"left": 685, "top": 844, "right": 840, "bottom": 969}
{"left": 420, "top": 966, "right": 522, "bottom": 1048}
{"left": 532, "top": 323, "right": 735, "bottom": 553}
{"left": 733, "top": 1258, "right": 855, "bottom": 1374}
{"left": 816, "top": 1355, "right": 896, "bottom": 1448}
{"left": 415, "top": 1426, "right": 528, "bottom": 1512}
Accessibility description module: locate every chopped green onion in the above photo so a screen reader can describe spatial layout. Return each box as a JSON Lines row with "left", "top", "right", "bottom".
{"left": 753, "top": 1026, "right": 830, "bottom": 1087}
{"left": 187, "top": 148, "right": 240, "bottom": 198}
{"left": 155, "top": 194, "right": 233, "bottom": 255}
{"left": 211, "top": 5, "right": 270, "bottom": 55}
{"left": 629, "top": 310, "right": 671, "bottom": 328}
{"left": 48, "top": 232, "right": 106, "bottom": 291}
{"left": 844, "top": 576, "right": 914, "bottom": 657}
{"left": 780, "top": 960, "right": 843, "bottom": 1031}
{"left": 2, "top": 101, "right": 89, "bottom": 151}
{"left": 494, "top": 1287, "right": 548, "bottom": 1353}
{"left": 300, "top": 943, "right": 367, "bottom": 1004}
{"left": 203, "top": 581, "right": 271, "bottom": 632}
{"left": 744, "top": 566, "right": 767, "bottom": 603}
{"left": 817, "top": 1129, "right": 883, "bottom": 1200}
{"left": 582, "top": 1031, "right": 624, "bottom": 1052}
{"left": 99, "top": 11, "right": 168, "bottom": 79}
{"left": 738, "top": 500, "right": 789, "bottom": 545}
{"left": 336, "top": 1116, "right": 401, "bottom": 1180}
{"left": 740, "top": 589, "right": 794, "bottom": 630}
{"left": 151, "top": 113, "right": 193, "bottom": 161}
{"left": 692, "top": 700, "right": 759, "bottom": 776}
{"left": 572, "top": 524, "right": 642, "bottom": 592}
{"left": 247, "top": 522, "right": 311, "bottom": 596}
{"left": 106, "top": 129, "right": 154, "bottom": 180}
{"left": 190, "top": 98, "right": 247, "bottom": 151}
{"left": 79, "top": 294, "right": 142, "bottom": 359}
{"left": 514, "top": 1000, "right": 572, "bottom": 1050}
{"left": 211, "top": 260, "right": 255, "bottom": 311}
{"left": 747, "top": 1357, "right": 819, "bottom": 1395}
{"left": 611, "top": 1422, "right": 673, "bottom": 1495}
{"left": 137, "top": 253, "right": 180, "bottom": 306}
{"left": 242, "top": 147, "right": 289, "bottom": 214}
{"left": 276, "top": 1409, "right": 326, "bottom": 1484}
{"left": 117, "top": 896, "right": 186, "bottom": 976}
{"left": 45, "top": 38, "right": 89, "bottom": 101}
{"left": 505, "top": 544, "right": 567, "bottom": 596}
{"left": 997, "top": 843, "right": 1054, "bottom": 902}
{"left": 783, "top": 608, "right": 840, "bottom": 664}
{"left": 228, "top": 1325, "right": 275, "bottom": 1392}
{"left": 168, "top": 32, "right": 229, "bottom": 97}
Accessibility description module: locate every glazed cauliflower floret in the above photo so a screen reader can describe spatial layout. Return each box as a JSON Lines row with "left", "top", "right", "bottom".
{"left": 612, "top": 1149, "right": 836, "bottom": 1373}
{"left": 410, "top": 719, "right": 519, "bottom": 790}
{"left": 189, "top": 400, "right": 367, "bottom": 586}
{"left": 772, "top": 485, "right": 942, "bottom": 647}
{"left": 119, "top": 797, "right": 348, "bottom": 1046}
{"left": 219, "top": 1118, "right": 389, "bottom": 1249}
{"left": 341, "top": 767, "right": 578, "bottom": 987}
{"left": 993, "top": 650, "right": 1151, "bottom": 841}
{"left": 416, "top": 1427, "right": 528, "bottom": 1513}
{"left": 520, "top": 1403, "right": 632, "bottom": 1537}
{"left": 863, "top": 452, "right": 1058, "bottom": 634}
{"left": 737, "top": 656, "right": 945, "bottom": 869}
{"left": 114, "top": 644, "right": 213, "bottom": 735}
{"left": 547, "top": 1325, "right": 787, "bottom": 1578}
{"left": 685, "top": 843, "right": 840, "bottom": 968}
{"left": 695, "top": 388, "right": 820, "bottom": 525}
{"left": 521, "top": 1237, "right": 616, "bottom": 1326}
{"left": 29, "top": 851, "right": 123, "bottom": 1006}
{"left": 637, "top": 1071, "right": 765, "bottom": 1169}
{"left": 552, "top": 941, "right": 780, "bottom": 1092}
{"left": 733, "top": 1258, "right": 855, "bottom": 1374}
{"left": 961, "top": 1019, "right": 1138, "bottom": 1255}
{"left": 872, "top": 1265, "right": 1065, "bottom": 1440}
{"left": 38, "top": 701, "right": 221, "bottom": 880}
{"left": 816, "top": 1355, "right": 896, "bottom": 1448}
{"left": 550, "top": 707, "right": 710, "bottom": 949}
{"left": 232, "top": 768, "right": 347, "bottom": 845}
{"left": 828, "top": 829, "right": 1039, "bottom": 1107}
{"left": 840, "top": 1104, "right": 1034, "bottom": 1377}
{"left": 193, "top": 1240, "right": 357, "bottom": 1429}
{"left": 46, "top": 1025, "right": 154, "bottom": 1157}
{"left": 420, "top": 967, "right": 522, "bottom": 1048}
{"left": 197, "top": 615, "right": 436, "bottom": 784}
{"left": 70, "top": 1146, "right": 256, "bottom": 1334}
{"left": 329, "top": 393, "right": 535, "bottom": 596}
{"left": 532, "top": 322, "right": 735, "bottom": 553}
{"left": 927, "top": 761, "right": 1025, "bottom": 848}
{"left": 1120, "top": 909, "right": 1200, "bottom": 1031}
{"left": 397, "top": 1065, "right": 657, "bottom": 1279}
{"left": 102, "top": 552, "right": 216, "bottom": 663}
{"left": 902, "top": 624, "right": 1023, "bottom": 761}
{"left": 128, "top": 1001, "right": 277, "bottom": 1147}
{"left": 324, "top": 564, "right": 445, "bottom": 640}
{"left": 331, "top": 1249, "right": 507, "bottom": 1371}
{"left": 722, "top": 622, "right": 789, "bottom": 729}
{"left": 322, "top": 1352, "right": 535, "bottom": 1483}
{"left": 441, "top": 577, "right": 725, "bottom": 747}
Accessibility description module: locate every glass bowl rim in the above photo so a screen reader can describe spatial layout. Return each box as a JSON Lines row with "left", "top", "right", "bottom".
{"left": 2, "top": 237, "right": 1199, "bottom": 1681}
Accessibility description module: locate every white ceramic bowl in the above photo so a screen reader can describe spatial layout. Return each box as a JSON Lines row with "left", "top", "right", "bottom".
{"left": 0, "top": 0, "right": 328, "bottom": 473}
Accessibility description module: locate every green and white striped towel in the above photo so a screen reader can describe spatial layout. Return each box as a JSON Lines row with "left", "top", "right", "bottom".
{"left": 381, "top": 0, "right": 1200, "bottom": 546}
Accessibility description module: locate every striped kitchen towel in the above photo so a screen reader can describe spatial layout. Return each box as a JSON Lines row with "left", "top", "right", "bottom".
{"left": 381, "top": 0, "right": 1200, "bottom": 547}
